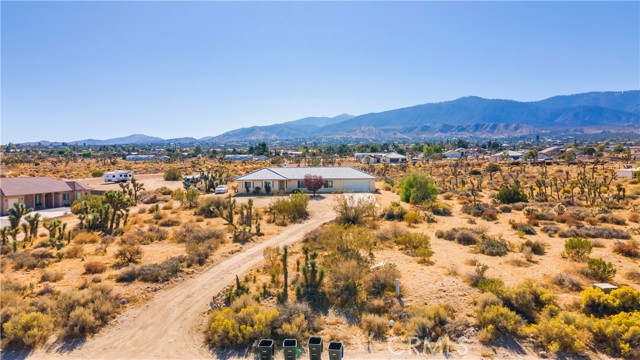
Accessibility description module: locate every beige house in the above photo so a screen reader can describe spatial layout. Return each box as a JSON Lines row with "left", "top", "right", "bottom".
{"left": 0, "top": 177, "right": 93, "bottom": 215}
{"left": 236, "top": 167, "right": 376, "bottom": 194}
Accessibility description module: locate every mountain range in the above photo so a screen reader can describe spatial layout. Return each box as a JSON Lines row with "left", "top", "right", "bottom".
{"left": 17, "top": 90, "right": 640, "bottom": 145}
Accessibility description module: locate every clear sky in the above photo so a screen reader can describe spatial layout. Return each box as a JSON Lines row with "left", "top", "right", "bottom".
{"left": 2, "top": 1, "right": 639, "bottom": 143}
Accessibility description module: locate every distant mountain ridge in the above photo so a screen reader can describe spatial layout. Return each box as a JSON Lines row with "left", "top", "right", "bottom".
{"left": 15, "top": 91, "right": 640, "bottom": 145}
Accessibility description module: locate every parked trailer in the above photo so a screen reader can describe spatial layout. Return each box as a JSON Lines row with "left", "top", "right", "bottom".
{"left": 103, "top": 170, "right": 132, "bottom": 183}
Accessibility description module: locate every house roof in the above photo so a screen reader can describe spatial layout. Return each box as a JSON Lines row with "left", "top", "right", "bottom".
{"left": 237, "top": 167, "right": 376, "bottom": 181}
{"left": 65, "top": 181, "right": 94, "bottom": 192}
{"left": 0, "top": 177, "right": 92, "bottom": 197}
{"left": 491, "top": 150, "right": 524, "bottom": 157}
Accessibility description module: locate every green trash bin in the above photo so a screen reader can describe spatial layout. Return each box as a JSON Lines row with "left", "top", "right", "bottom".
{"left": 327, "top": 341, "right": 343, "bottom": 360}
{"left": 283, "top": 338, "right": 298, "bottom": 360}
{"left": 257, "top": 339, "right": 275, "bottom": 360}
{"left": 308, "top": 336, "right": 323, "bottom": 360}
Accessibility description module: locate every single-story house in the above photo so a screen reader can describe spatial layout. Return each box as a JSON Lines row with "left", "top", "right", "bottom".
{"left": 490, "top": 150, "right": 524, "bottom": 162}
{"left": 357, "top": 152, "right": 407, "bottom": 164}
{"left": 224, "top": 154, "right": 254, "bottom": 162}
{"left": 617, "top": 167, "right": 640, "bottom": 179}
{"left": 0, "top": 177, "right": 93, "bottom": 215}
{"left": 539, "top": 146, "right": 562, "bottom": 158}
{"left": 126, "top": 154, "right": 156, "bottom": 161}
{"left": 236, "top": 167, "right": 376, "bottom": 194}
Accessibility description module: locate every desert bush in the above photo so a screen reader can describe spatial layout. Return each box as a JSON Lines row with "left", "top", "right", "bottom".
{"left": 175, "top": 223, "right": 224, "bottom": 245}
{"left": 196, "top": 196, "right": 224, "bottom": 218}
{"left": 455, "top": 230, "right": 479, "bottom": 245}
{"left": 395, "top": 232, "right": 433, "bottom": 262}
{"left": 40, "top": 270, "right": 64, "bottom": 283}
{"left": 113, "top": 245, "right": 143, "bottom": 267}
{"left": 558, "top": 226, "right": 631, "bottom": 240}
{"left": 2, "top": 311, "right": 54, "bottom": 347}
{"left": 496, "top": 182, "right": 528, "bottom": 204}
{"left": 206, "top": 295, "right": 278, "bottom": 347}
{"left": 326, "top": 259, "right": 366, "bottom": 308}
{"left": 591, "top": 311, "right": 640, "bottom": 358}
{"left": 116, "top": 266, "right": 138, "bottom": 282}
{"left": 554, "top": 215, "right": 580, "bottom": 225}
{"left": 158, "top": 218, "right": 181, "bottom": 227}
{"left": 477, "top": 305, "right": 524, "bottom": 342}
{"left": 529, "top": 312, "right": 587, "bottom": 354}
{"left": 477, "top": 278, "right": 505, "bottom": 294}
{"left": 381, "top": 201, "right": 407, "bottom": 221}
{"left": 502, "top": 279, "right": 556, "bottom": 322}
{"left": 476, "top": 236, "right": 509, "bottom": 256}
{"left": 520, "top": 239, "right": 546, "bottom": 255}
{"left": 64, "top": 244, "right": 84, "bottom": 259}
{"left": 270, "top": 193, "right": 309, "bottom": 223}
{"left": 541, "top": 225, "right": 561, "bottom": 237}
{"left": 360, "top": 313, "right": 388, "bottom": 338}
{"left": 428, "top": 201, "right": 452, "bottom": 216}
{"left": 629, "top": 213, "right": 640, "bottom": 223}
{"left": 477, "top": 292, "right": 503, "bottom": 310}
{"left": 400, "top": 172, "right": 438, "bottom": 204}
{"left": 334, "top": 194, "right": 377, "bottom": 226}
{"left": 562, "top": 237, "right": 593, "bottom": 261}
{"left": 407, "top": 304, "right": 451, "bottom": 339}
{"left": 403, "top": 210, "right": 420, "bottom": 225}
{"left": 74, "top": 232, "right": 101, "bottom": 244}
{"left": 136, "top": 257, "right": 183, "bottom": 282}
{"left": 552, "top": 273, "right": 583, "bottom": 291}
{"left": 481, "top": 209, "right": 498, "bottom": 221}
{"left": 11, "top": 251, "right": 51, "bottom": 270}
{"left": 155, "top": 186, "right": 173, "bottom": 195}
{"left": 84, "top": 261, "right": 107, "bottom": 274}
{"left": 275, "top": 302, "right": 317, "bottom": 342}
{"left": 163, "top": 167, "right": 182, "bottom": 181}
{"left": 613, "top": 240, "right": 640, "bottom": 258}
{"left": 581, "top": 286, "right": 640, "bottom": 316}
{"left": 366, "top": 264, "right": 400, "bottom": 298}
{"left": 58, "top": 284, "right": 119, "bottom": 338}
{"left": 510, "top": 222, "right": 536, "bottom": 235}
{"left": 585, "top": 258, "right": 616, "bottom": 281}
{"left": 596, "top": 214, "right": 627, "bottom": 225}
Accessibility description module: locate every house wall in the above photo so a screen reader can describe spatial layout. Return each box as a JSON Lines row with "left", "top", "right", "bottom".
{"left": 237, "top": 178, "right": 374, "bottom": 194}
{"left": 0, "top": 190, "right": 81, "bottom": 215}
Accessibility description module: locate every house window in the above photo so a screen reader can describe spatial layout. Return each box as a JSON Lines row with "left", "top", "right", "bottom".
{"left": 263, "top": 181, "right": 272, "bottom": 189}
{"left": 297, "top": 180, "right": 304, "bottom": 188}
{"left": 62, "top": 193, "right": 69, "bottom": 201}
{"left": 323, "top": 180, "right": 333, "bottom": 189}
{"left": 244, "top": 181, "right": 253, "bottom": 189}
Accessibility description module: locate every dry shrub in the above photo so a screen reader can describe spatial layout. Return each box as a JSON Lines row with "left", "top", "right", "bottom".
{"left": 554, "top": 215, "right": 580, "bottom": 225}
{"left": 552, "top": 273, "right": 583, "bottom": 291}
{"left": 113, "top": 245, "right": 143, "bottom": 268}
{"left": 84, "top": 261, "right": 107, "bottom": 274}
{"left": 558, "top": 226, "right": 631, "bottom": 240}
{"left": 481, "top": 209, "right": 498, "bottom": 221}
{"left": 628, "top": 213, "right": 640, "bottom": 223}
{"left": 64, "top": 244, "right": 84, "bottom": 259}
{"left": 612, "top": 240, "right": 640, "bottom": 258}
{"left": 476, "top": 236, "right": 509, "bottom": 256}
{"left": 40, "top": 270, "right": 64, "bottom": 283}
{"left": 360, "top": 313, "right": 388, "bottom": 338}
{"left": 2, "top": 311, "right": 54, "bottom": 347}
{"left": 624, "top": 270, "right": 640, "bottom": 284}
{"left": 11, "top": 251, "right": 51, "bottom": 270}
{"left": 137, "top": 257, "right": 183, "bottom": 282}
{"left": 59, "top": 284, "right": 119, "bottom": 338}
{"left": 158, "top": 218, "right": 181, "bottom": 227}
{"left": 74, "top": 232, "right": 100, "bottom": 244}
{"left": 596, "top": 214, "right": 627, "bottom": 225}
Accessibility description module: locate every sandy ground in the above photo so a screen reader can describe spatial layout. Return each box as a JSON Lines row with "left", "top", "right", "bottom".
{"left": 75, "top": 173, "right": 185, "bottom": 192}
{"left": 18, "top": 196, "right": 337, "bottom": 360}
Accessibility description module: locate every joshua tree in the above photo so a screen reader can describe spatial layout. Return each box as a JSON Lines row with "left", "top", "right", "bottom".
{"left": 213, "top": 194, "right": 237, "bottom": 229}
{"left": 130, "top": 177, "right": 145, "bottom": 204}
{"left": 104, "top": 190, "right": 132, "bottom": 233}
{"left": 24, "top": 213, "right": 42, "bottom": 244}
{"left": 282, "top": 245, "right": 289, "bottom": 302}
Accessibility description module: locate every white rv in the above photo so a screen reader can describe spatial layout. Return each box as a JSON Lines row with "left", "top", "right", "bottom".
{"left": 104, "top": 170, "right": 133, "bottom": 183}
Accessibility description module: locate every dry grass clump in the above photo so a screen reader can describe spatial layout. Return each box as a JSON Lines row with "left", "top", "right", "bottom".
{"left": 476, "top": 236, "right": 510, "bottom": 256}
{"left": 84, "top": 261, "right": 107, "bottom": 274}
{"left": 11, "top": 250, "right": 53, "bottom": 270}
{"left": 360, "top": 313, "right": 388, "bottom": 338}
{"left": 73, "top": 232, "right": 100, "bottom": 244}
{"left": 552, "top": 273, "right": 583, "bottom": 291}
{"left": 40, "top": 270, "right": 64, "bottom": 283}
{"left": 558, "top": 226, "right": 631, "bottom": 240}
{"left": 64, "top": 244, "right": 84, "bottom": 259}
{"left": 612, "top": 240, "right": 640, "bottom": 258}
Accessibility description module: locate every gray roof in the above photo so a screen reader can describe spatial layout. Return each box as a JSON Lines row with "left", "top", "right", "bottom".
{"left": 0, "top": 177, "right": 93, "bottom": 196}
{"left": 237, "top": 167, "right": 376, "bottom": 181}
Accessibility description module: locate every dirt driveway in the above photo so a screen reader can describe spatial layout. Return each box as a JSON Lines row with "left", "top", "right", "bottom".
{"left": 25, "top": 196, "right": 337, "bottom": 360}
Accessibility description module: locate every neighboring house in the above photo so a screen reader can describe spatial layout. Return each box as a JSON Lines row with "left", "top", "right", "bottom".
{"left": 126, "top": 154, "right": 156, "bottom": 161}
{"left": 539, "top": 146, "right": 562, "bottom": 158}
{"left": 617, "top": 168, "right": 640, "bottom": 179}
{"left": 236, "top": 167, "right": 376, "bottom": 194}
{"left": 0, "top": 177, "right": 93, "bottom": 215}
{"left": 224, "top": 154, "right": 254, "bottom": 162}
{"left": 490, "top": 150, "right": 525, "bottom": 162}
{"left": 357, "top": 152, "right": 407, "bottom": 164}
{"left": 443, "top": 150, "right": 462, "bottom": 159}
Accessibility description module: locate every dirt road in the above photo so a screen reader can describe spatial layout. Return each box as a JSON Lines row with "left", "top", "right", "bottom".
{"left": 26, "top": 197, "right": 336, "bottom": 360}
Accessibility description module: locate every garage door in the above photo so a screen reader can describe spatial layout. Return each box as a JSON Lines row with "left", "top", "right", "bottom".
{"left": 344, "top": 180, "right": 370, "bottom": 192}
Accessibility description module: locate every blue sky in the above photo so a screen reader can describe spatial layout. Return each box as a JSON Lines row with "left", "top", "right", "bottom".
{"left": 2, "top": 1, "right": 639, "bottom": 143}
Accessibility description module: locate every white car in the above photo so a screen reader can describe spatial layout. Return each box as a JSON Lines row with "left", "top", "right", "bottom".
{"left": 214, "top": 185, "right": 228, "bottom": 194}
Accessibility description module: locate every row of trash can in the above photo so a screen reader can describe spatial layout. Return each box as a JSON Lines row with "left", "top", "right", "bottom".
{"left": 257, "top": 337, "right": 343, "bottom": 360}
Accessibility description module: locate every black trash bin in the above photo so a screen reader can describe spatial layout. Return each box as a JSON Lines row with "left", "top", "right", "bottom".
{"left": 308, "top": 336, "right": 323, "bottom": 360}
{"left": 283, "top": 338, "right": 298, "bottom": 360}
{"left": 327, "top": 341, "right": 343, "bottom": 360}
{"left": 257, "top": 339, "right": 275, "bottom": 360}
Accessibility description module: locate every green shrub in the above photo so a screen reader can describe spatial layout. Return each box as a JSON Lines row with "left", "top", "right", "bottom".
{"left": 163, "top": 167, "right": 182, "bottom": 181}
{"left": 270, "top": 194, "right": 309, "bottom": 223}
{"left": 428, "top": 202, "right": 452, "bottom": 216}
{"left": 502, "top": 279, "right": 556, "bottom": 322}
{"left": 529, "top": 312, "right": 587, "bottom": 353}
{"left": 2, "top": 311, "right": 54, "bottom": 347}
{"left": 477, "top": 278, "right": 505, "bottom": 294}
{"left": 586, "top": 258, "right": 616, "bottom": 281}
{"left": 206, "top": 295, "right": 278, "bottom": 347}
{"left": 333, "top": 194, "right": 377, "bottom": 226}
{"left": 521, "top": 239, "right": 546, "bottom": 255}
{"left": 400, "top": 172, "right": 438, "bottom": 204}
{"left": 477, "top": 305, "right": 524, "bottom": 342}
{"left": 382, "top": 201, "right": 407, "bottom": 221}
{"left": 562, "top": 237, "right": 592, "bottom": 262}
{"left": 90, "top": 170, "right": 104, "bottom": 178}
{"left": 496, "top": 182, "right": 528, "bottom": 204}
{"left": 395, "top": 232, "right": 433, "bottom": 262}
{"left": 591, "top": 311, "right": 640, "bottom": 358}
